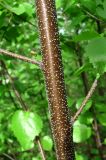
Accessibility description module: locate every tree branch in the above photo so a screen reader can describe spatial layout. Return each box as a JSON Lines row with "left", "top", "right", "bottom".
{"left": 0, "top": 49, "right": 43, "bottom": 69}
{"left": 36, "top": 137, "right": 46, "bottom": 160}
{"left": 72, "top": 75, "right": 99, "bottom": 124}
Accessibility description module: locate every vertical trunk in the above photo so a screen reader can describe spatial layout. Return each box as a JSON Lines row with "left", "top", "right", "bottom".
{"left": 35, "top": 0, "right": 75, "bottom": 159}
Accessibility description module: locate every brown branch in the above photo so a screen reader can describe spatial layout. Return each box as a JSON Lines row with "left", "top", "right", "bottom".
{"left": 93, "top": 118, "right": 102, "bottom": 148}
{"left": 92, "top": 109, "right": 105, "bottom": 160}
{"left": 72, "top": 76, "right": 99, "bottom": 123}
{"left": 36, "top": 137, "right": 46, "bottom": 160}
{"left": 0, "top": 49, "right": 43, "bottom": 69}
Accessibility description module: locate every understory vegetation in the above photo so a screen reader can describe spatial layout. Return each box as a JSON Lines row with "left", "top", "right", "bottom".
{"left": 0, "top": 0, "right": 106, "bottom": 159}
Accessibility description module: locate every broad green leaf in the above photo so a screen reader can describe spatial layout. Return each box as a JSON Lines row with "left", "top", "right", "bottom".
{"left": 41, "top": 136, "right": 53, "bottom": 151}
{"left": 22, "top": 2, "right": 34, "bottom": 16}
{"left": 73, "top": 31, "right": 99, "bottom": 42}
{"left": 73, "top": 121, "right": 92, "bottom": 143}
{"left": 85, "top": 37, "right": 106, "bottom": 63}
{"left": 12, "top": 3, "right": 34, "bottom": 16}
{"left": 97, "top": 113, "right": 106, "bottom": 126}
{"left": 76, "top": 98, "right": 92, "bottom": 113}
{"left": 11, "top": 110, "right": 43, "bottom": 150}
{"left": 78, "top": 112, "right": 93, "bottom": 125}
{"left": 12, "top": 4, "right": 25, "bottom": 15}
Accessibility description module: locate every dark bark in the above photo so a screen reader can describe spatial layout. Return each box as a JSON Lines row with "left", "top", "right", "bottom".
{"left": 35, "top": 0, "right": 75, "bottom": 159}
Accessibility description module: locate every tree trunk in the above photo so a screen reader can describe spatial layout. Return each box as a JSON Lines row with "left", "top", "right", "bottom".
{"left": 35, "top": 0, "right": 75, "bottom": 159}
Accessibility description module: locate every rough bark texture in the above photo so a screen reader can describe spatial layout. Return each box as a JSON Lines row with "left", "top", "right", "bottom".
{"left": 35, "top": 0, "right": 75, "bottom": 159}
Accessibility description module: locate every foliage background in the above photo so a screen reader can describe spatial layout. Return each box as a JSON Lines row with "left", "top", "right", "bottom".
{"left": 0, "top": 0, "right": 106, "bottom": 159}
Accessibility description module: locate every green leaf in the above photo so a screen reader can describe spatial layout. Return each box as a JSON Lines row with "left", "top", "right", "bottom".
{"left": 73, "top": 121, "right": 92, "bottom": 143}
{"left": 12, "top": 3, "right": 34, "bottom": 16}
{"left": 56, "top": 0, "right": 62, "bottom": 9}
{"left": 95, "top": 103, "right": 106, "bottom": 113}
{"left": 73, "top": 31, "right": 99, "bottom": 42}
{"left": 76, "top": 98, "right": 92, "bottom": 114}
{"left": 73, "top": 64, "right": 89, "bottom": 76}
{"left": 12, "top": 4, "right": 25, "bottom": 15}
{"left": 5, "top": 27, "right": 19, "bottom": 41}
{"left": 41, "top": 136, "right": 53, "bottom": 151}
{"left": 85, "top": 37, "right": 106, "bottom": 63}
{"left": 75, "top": 153, "right": 88, "bottom": 160}
{"left": 96, "top": 1, "right": 106, "bottom": 19}
{"left": 80, "top": 0, "right": 96, "bottom": 12}
{"left": 96, "top": 0, "right": 103, "bottom": 6}
{"left": 97, "top": 113, "right": 106, "bottom": 126}
{"left": 78, "top": 112, "right": 93, "bottom": 125}
{"left": 0, "top": 12, "right": 7, "bottom": 29}
{"left": 11, "top": 110, "right": 43, "bottom": 150}
{"left": 103, "top": 138, "right": 106, "bottom": 145}
{"left": 22, "top": 2, "right": 34, "bottom": 16}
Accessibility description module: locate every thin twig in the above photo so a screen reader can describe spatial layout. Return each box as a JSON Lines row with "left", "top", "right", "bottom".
{"left": 0, "top": 49, "right": 43, "bottom": 69}
{"left": 93, "top": 118, "right": 102, "bottom": 148}
{"left": 2, "top": 153, "right": 16, "bottom": 160}
{"left": 72, "top": 75, "right": 99, "bottom": 124}
{"left": 3, "top": 71, "right": 19, "bottom": 109}
{"left": 0, "top": 60, "right": 28, "bottom": 111}
{"left": 92, "top": 110, "right": 104, "bottom": 159}
{"left": 82, "top": 9, "right": 102, "bottom": 22}
{"left": 76, "top": 4, "right": 104, "bottom": 24}
{"left": 36, "top": 137, "right": 46, "bottom": 160}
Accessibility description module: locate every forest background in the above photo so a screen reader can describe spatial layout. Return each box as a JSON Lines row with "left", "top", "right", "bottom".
{"left": 0, "top": 0, "right": 106, "bottom": 159}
